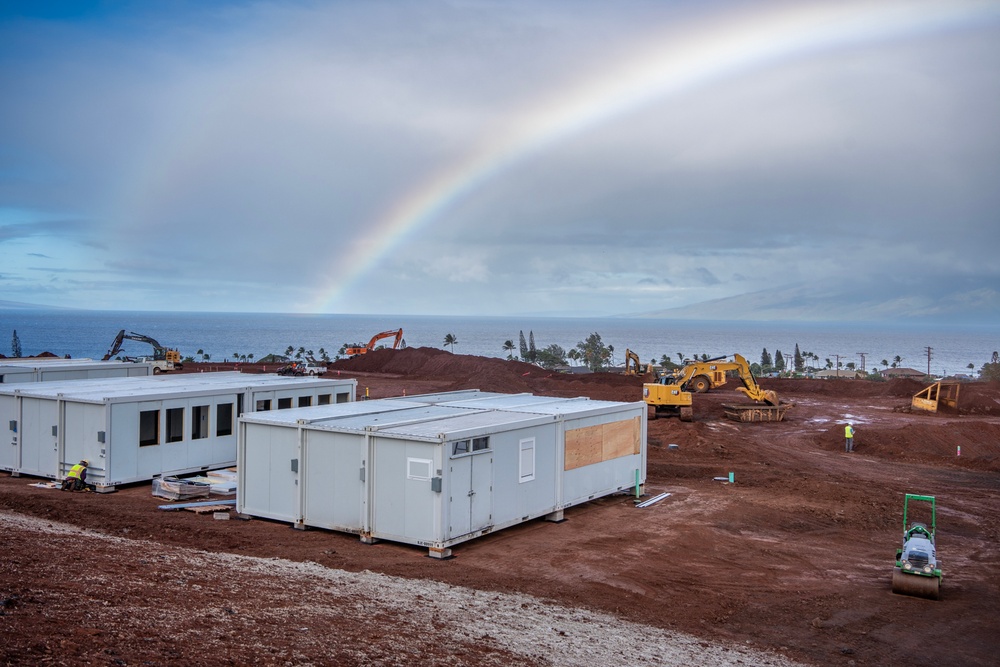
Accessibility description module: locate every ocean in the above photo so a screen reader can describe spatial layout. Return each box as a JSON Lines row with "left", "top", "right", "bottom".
{"left": 1, "top": 309, "right": 996, "bottom": 378}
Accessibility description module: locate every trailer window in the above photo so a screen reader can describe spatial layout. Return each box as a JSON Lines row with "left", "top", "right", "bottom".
{"left": 139, "top": 409, "right": 159, "bottom": 447}
{"left": 298, "top": 396, "right": 312, "bottom": 407}
{"left": 216, "top": 403, "right": 233, "bottom": 437}
{"left": 256, "top": 399, "right": 271, "bottom": 411}
{"left": 278, "top": 397, "right": 292, "bottom": 410}
{"left": 452, "top": 439, "right": 470, "bottom": 456}
{"left": 192, "top": 405, "right": 209, "bottom": 440}
{"left": 336, "top": 392, "right": 350, "bottom": 404}
{"left": 166, "top": 407, "right": 184, "bottom": 443}
{"left": 317, "top": 394, "right": 332, "bottom": 405}
{"left": 472, "top": 437, "right": 490, "bottom": 452}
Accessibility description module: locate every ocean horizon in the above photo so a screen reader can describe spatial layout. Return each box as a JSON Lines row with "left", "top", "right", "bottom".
{"left": 1, "top": 308, "right": 996, "bottom": 379}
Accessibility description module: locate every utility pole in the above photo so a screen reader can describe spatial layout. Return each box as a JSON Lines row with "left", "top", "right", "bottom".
{"left": 925, "top": 346, "right": 933, "bottom": 377}
{"left": 834, "top": 353, "right": 842, "bottom": 377}
{"left": 857, "top": 352, "right": 868, "bottom": 374}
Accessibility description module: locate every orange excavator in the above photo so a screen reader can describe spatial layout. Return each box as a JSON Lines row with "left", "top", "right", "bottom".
{"left": 345, "top": 329, "right": 406, "bottom": 357}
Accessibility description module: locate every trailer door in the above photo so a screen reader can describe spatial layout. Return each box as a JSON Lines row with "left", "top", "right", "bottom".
{"left": 448, "top": 447, "right": 493, "bottom": 539}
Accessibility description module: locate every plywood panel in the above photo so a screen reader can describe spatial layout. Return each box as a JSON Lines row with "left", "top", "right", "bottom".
{"left": 565, "top": 417, "right": 640, "bottom": 470}
{"left": 564, "top": 424, "right": 603, "bottom": 471}
{"left": 602, "top": 417, "right": 640, "bottom": 459}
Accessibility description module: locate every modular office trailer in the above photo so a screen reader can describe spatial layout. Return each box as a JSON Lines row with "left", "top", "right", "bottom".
{"left": 238, "top": 391, "right": 646, "bottom": 557}
{"left": 0, "top": 359, "right": 153, "bottom": 384}
{"left": 1, "top": 372, "right": 356, "bottom": 489}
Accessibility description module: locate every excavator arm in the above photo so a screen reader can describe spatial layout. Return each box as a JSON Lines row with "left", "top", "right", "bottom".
{"left": 102, "top": 330, "right": 181, "bottom": 367}
{"left": 345, "top": 329, "right": 406, "bottom": 356}
{"left": 730, "top": 353, "right": 779, "bottom": 406}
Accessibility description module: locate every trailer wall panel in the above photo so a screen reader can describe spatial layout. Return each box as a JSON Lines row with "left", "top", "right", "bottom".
{"left": 301, "top": 430, "right": 365, "bottom": 531}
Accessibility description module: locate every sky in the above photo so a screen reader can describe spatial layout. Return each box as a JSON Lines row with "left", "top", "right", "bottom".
{"left": 1, "top": 0, "right": 999, "bottom": 322}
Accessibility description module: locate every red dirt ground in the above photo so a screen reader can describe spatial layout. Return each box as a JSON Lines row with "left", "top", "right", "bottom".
{"left": 3, "top": 347, "right": 1000, "bottom": 666}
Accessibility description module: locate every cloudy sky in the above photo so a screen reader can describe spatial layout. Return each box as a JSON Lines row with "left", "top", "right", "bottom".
{"left": 1, "top": 0, "right": 998, "bottom": 322}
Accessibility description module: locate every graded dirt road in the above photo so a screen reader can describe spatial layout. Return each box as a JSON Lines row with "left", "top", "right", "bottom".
{"left": 3, "top": 348, "right": 999, "bottom": 666}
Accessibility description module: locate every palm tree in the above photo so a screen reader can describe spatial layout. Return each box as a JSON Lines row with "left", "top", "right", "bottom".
{"left": 676, "top": 352, "right": 684, "bottom": 362}
{"left": 502, "top": 340, "right": 516, "bottom": 360}
{"left": 881, "top": 359, "right": 889, "bottom": 369}
{"left": 567, "top": 349, "right": 580, "bottom": 366}
{"left": 285, "top": 345, "right": 295, "bottom": 358}
{"left": 296, "top": 347, "right": 305, "bottom": 360}
{"left": 203, "top": 353, "right": 211, "bottom": 362}
{"left": 443, "top": 333, "right": 457, "bottom": 352}
{"left": 247, "top": 353, "right": 254, "bottom": 362}
{"left": 893, "top": 355, "right": 903, "bottom": 368}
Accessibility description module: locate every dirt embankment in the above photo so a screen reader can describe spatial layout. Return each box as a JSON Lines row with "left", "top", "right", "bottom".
{"left": 4, "top": 347, "right": 1000, "bottom": 666}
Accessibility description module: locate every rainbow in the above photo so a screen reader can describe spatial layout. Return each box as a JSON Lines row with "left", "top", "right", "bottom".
{"left": 313, "top": 0, "right": 997, "bottom": 312}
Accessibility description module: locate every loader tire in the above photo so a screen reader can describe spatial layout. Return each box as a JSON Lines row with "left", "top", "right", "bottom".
{"left": 691, "top": 376, "right": 710, "bottom": 393}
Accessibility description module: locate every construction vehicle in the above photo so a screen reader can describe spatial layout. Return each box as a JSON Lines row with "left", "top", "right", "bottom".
{"left": 276, "top": 362, "right": 305, "bottom": 376}
{"left": 624, "top": 349, "right": 642, "bottom": 375}
{"left": 344, "top": 329, "right": 406, "bottom": 357}
{"left": 911, "top": 381, "right": 960, "bottom": 413}
{"left": 643, "top": 353, "right": 788, "bottom": 422}
{"left": 892, "top": 494, "right": 942, "bottom": 600}
{"left": 102, "top": 330, "right": 183, "bottom": 373}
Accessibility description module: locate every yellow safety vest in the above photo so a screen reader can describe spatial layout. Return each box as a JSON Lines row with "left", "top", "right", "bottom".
{"left": 845, "top": 426, "right": 854, "bottom": 438}
{"left": 67, "top": 463, "right": 86, "bottom": 480}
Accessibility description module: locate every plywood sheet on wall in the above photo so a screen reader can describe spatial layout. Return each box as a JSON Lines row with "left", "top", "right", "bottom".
{"left": 565, "top": 416, "right": 640, "bottom": 471}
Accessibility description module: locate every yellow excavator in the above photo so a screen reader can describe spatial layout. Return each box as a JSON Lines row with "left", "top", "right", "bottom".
{"left": 643, "top": 353, "right": 787, "bottom": 422}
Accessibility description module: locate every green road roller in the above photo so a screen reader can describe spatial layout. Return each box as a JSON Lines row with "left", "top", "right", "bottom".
{"left": 892, "top": 494, "right": 942, "bottom": 600}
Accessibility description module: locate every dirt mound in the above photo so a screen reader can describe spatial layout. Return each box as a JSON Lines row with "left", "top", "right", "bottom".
{"left": 761, "top": 377, "right": 926, "bottom": 398}
{"left": 956, "top": 382, "right": 1000, "bottom": 415}
{"left": 331, "top": 347, "right": 644, "bottom": 399}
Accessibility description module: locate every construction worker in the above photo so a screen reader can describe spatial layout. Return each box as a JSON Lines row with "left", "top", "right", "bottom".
{"left": 845, "top": 423, "right": 856, "bottom": 452}
{"left": 61, "top": 459, "right": 92, "bottom": 492}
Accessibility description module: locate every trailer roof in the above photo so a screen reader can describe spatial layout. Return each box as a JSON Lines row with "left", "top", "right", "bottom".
{"left": 0, "top": 359, "right": 142, "bottom": 370}
{"left": 241, "top": 392, "right": 638, "bottom": 441}
{"left": 243, "top": 399, "right": 428, "bottom": 426}
{"left": 373, "top": 408, "right": 555, "bottom": 441}
{"left": 0, "top": 371, "right": 355, "bottom": 403}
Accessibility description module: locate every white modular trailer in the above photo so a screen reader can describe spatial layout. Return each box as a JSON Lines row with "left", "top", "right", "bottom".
{"left": 0, "top": 359, "right": 153, "bottom": 384}
{"left": 0, "top": 372, "right": 356, "bottom": 489}
{"left": 238, "top": 392, "right": 646, "bottom": 557}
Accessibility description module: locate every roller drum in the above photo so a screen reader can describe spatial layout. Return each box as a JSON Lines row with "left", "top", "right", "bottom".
{"left": 892, "top": 567, "right": 941, "bottom": 600}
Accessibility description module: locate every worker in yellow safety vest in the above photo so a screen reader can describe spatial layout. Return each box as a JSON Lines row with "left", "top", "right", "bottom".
{"left": 845, "top": 424, "right": 856, "bottom": 453}
{"left": 61, "top": 459, "right": 92, "bottom": 492}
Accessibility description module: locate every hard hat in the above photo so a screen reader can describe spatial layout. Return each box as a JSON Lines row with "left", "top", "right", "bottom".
{"left": 81, "top": 459, "right": 90, "bottom": 466}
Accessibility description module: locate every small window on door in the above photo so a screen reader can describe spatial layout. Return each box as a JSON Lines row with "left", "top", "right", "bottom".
{"left": 452, "top": 439, "right": 470, "bottom": 456}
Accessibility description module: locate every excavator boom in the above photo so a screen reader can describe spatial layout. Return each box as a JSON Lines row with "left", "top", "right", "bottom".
{"left": 345, "top": 329, "right": 406, "bottom": 357}
{"left": 102, "top": 330, "right": 182, "bottom": 372}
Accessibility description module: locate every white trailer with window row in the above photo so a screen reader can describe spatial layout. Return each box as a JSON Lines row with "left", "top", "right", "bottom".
{"left": 237, "top": 391, "right": 646, "bottom": 558}
{"left": 0, "top": 372, "right": 356, "bottom": 490}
